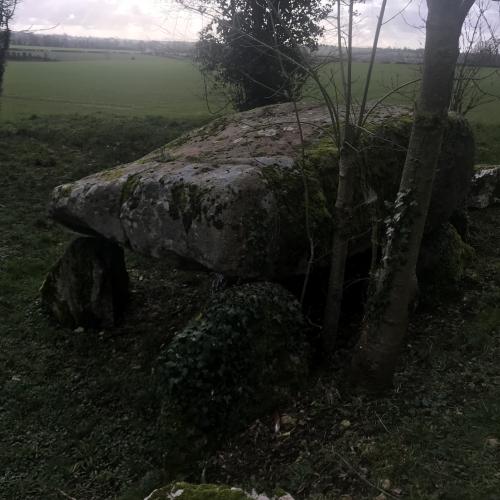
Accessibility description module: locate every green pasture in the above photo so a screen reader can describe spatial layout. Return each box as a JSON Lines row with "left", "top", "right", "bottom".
{"left": 1, "top": 55, "right": 217, "bottom": 120}
{"left": 2, "top": 53, "right": 499, "bottom": 124}
{"left": 310, "top": 61, "right": 500, "bottom": 124}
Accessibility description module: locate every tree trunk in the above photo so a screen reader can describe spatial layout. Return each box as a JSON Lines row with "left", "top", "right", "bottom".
{"left": 0, "top": 26, "right": 10, "bottom": 96}
{"left": 351, "top": 0, "right": 475, "bottom": 391}
{"left": 322, "top": 0, "right": 387, "bottom": 352}
{"left": 322, "top": 129, "right": 357, "bottom": 352}
{"left": 321, "top": 0, "right": 355, "bottom": 352}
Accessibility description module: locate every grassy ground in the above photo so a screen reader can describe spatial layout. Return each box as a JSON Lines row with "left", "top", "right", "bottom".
{"left": 2, "top": 56, "right": 499, "bottom": 124}
{"left": 206, "top": 205, "right": 500, "bottom": 499}
{"left": 1, "top": 56, "right": 221, "bottom": 121}
{"left": 0, "top": 115, "right": 212, "bottom": 499}
{"left": 0, "top": 114, "right": 499, "bottom": 499}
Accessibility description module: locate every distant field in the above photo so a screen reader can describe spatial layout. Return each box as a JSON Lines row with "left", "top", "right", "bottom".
{"left": 1, "top": 51, "right": 499, "bottom": 124}
{"left": 310, "top": 62, "right": 500, "bottom": 124}
{"left": 8, "top": 45, "right": 143, "bottom": 62}
{"left": 1, "top": 55, "right": 218, "bottom": 120}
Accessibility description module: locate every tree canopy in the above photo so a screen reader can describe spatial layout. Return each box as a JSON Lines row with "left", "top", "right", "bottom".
{"left": 195, "top": 0, "right": 328, "bottom": 110}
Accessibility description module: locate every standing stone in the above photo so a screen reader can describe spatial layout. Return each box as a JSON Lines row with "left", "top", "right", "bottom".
{"left": 40, "top": 237, "right": 129, "bottom": 328}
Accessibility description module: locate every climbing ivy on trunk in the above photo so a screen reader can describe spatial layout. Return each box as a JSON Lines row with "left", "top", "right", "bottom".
{"left": 351, "top": 0, "right": 477, "bottom": 391}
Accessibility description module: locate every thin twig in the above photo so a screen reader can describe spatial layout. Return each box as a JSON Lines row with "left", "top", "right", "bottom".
{"left": 332, "top": 449, "right": 399, "bottom": 499}
{"left": 56, "top": 489, "right": 78, "bottom": 500}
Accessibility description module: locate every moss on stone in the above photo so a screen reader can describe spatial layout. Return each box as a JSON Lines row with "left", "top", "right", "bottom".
{"left": 121, "top": 174, "right": 141, "bottom": 202}
{"left": 241, "top": 205, "right": 274, "bottom": 274}
{"left": 147, "top": 482, "right": 249, "bottom": 500}
{"left": 168, "top": 181, "right": 209, "bottom": 233}
{"left": 139, "top": 146, "right": 177, "bottom": 163}
{"left": 198, "top": 115, "right": 231, "bottom": 138}
{"left": 57, "top": 183, "right": 73, "bottom": 198}
{"left": 163, "top": 178, "right": 229, "bottom": 234}
{"left": 259, "top": 146, "right": 335, "bottom": 272}
{"left": 419, "top": 223, "right": 475, "bottom": 294}
{"left": 98, "top": 166, "right": 128, "bottom": 181}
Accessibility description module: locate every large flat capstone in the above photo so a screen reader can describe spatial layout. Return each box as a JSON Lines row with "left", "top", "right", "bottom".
{"left": 49, "top": 103, "right": 474, "bottom": 278}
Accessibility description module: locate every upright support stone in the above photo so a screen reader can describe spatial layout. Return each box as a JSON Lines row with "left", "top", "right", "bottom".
{"left": 40, "top": 237, "right": 129, "bottom": 329}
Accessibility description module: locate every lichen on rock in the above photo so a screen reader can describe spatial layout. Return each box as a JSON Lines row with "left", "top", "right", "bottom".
{"left": 145, "top": 482, "right": 294, "bottom": 500}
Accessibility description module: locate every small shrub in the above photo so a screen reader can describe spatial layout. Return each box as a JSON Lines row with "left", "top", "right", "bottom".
{"left": 155, "top": 282, "right": 309, "bottom": 432}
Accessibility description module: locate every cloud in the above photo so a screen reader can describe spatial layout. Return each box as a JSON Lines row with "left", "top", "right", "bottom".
{"left": 10, "top": 0, "right": 500, "bottom": 47}
{"left": 11, "top": 0, "right": 202, "bottom": 41}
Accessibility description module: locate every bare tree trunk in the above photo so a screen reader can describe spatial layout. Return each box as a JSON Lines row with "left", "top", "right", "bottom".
{"left": 351, "top": 0, "right": 475, "bottom": 391}
{"left": 0, "top": 26, "right": 10, "bottom": 95}
{"left": 322, "top": 0, "right": 387, "bottom": 352}
{"left": 322, "top": 125, "right": 356, "bottom": 352}
{"left": 322, "top": 0, "right": 355, "bottom": 353}
{"left": 1, "top": 1, "right": 18, "bottom": 98}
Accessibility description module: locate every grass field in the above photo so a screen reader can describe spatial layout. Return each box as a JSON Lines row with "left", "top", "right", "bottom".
{"left": 1, "top": 55, "right": 217, "bottom": 120}
{"left": 2, "top": 53, "right": 500, "bottom": 125}
{"left": 0, "top": 115, "right": 499, "bottom": 499}
{"left": 1, "top": 47, "right": 500, "bottom": 499}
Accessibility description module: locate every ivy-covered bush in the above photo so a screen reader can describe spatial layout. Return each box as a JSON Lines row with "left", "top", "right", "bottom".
{"left": 155, "top": 282, "right": 309, "bottom": 432}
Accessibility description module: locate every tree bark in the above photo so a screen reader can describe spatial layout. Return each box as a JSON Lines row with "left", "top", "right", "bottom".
{"left": 351, "top": 0, "right": 475, "bottom": 391}
{"left": 322, "top": 126, "right": 356, "bottom": 352}
{"left": 322, "top": 0, "right": 388, "bottom": 351}
{"left": 1, "top": 1, "right": 18, "bottom": 98}
{"left": 0, "top": 23, "right": 10, "bottom": 96}
{"left": 321, "top": 0, "right": 355, "bottom": 352}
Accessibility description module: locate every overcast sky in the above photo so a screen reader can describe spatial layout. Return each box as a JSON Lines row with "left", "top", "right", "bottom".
{"left": 10, "top": 0, "right": 499, "bottom": 48}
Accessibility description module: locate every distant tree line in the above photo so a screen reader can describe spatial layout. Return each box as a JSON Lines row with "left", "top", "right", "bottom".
{"left": 7, "top": 47, "right": 52, "bottom": 61}
{"left": 14, "top": 30, "right": 495, "bottom": 67}
{"left": 10, "top": 31, "right": 196, "bottom": 57}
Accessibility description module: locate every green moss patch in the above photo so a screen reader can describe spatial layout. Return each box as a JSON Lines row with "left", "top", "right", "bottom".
{"left": 418, "top": 223, "right": 475, "bottom": 297}
{"left": 147, "top": 482, "right": 250, "bottom": 500}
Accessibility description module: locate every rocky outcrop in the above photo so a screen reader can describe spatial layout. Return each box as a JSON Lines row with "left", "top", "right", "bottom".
{"left": 48, "top": 103, "right": 474, "bottom": 279}
{"left": 40, "top": 237, "right": 129, "bottom": 328}
{"left": 468, "top": 165, "right": 500, "bottom": 209}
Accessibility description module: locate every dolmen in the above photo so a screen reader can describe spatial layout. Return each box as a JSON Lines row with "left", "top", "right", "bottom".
{"left": 41, "top": 102, "right": 475, "bottom": 328}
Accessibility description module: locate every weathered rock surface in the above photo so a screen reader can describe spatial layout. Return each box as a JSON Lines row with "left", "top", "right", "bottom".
{"left": 468, "top": 165, "right": 500, "bottom": 209}
{"left": 40, "top": 237, "right": 129, "bottom": 328}
{"left": 145, "top": 482, "right": 294, "bottom": 500}
{"left": 155, "top": 282, "right": 309, "bottom": 432}
{"left": 49, "top": 103, "right": 474, "bottom": 278}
